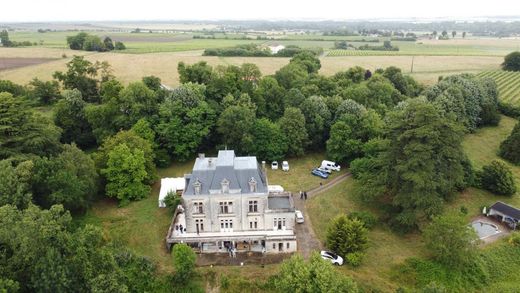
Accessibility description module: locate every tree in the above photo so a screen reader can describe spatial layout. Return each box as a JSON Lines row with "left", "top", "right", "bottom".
{"left": 502, "top": 51, "right": 520, "bottom": 71}
{"left": 299, "top": 96, "right": 332, "bottom": 149}
{"left": 95, "top": 130, "right": 156, "bottom": 184}
{"left": 424, "top": 213, "right": 478, "bottom": 268}
{"left": 246, "top": 118, "right": 288, "bottom": 161}
{"left": 326, "top": 215, "right": 368, "bottom": 263}
{"left": 441, "top": 30, "right": 448, "bottom": 38}
{"left": 28, "top": 78, "right": 62, "bottom": 104}
{"left": 156, "top": 83, "right": 215, "bottom": 161}
{"left": 82, "top": 35, "right": 105, "bottom": 52}
{"left": 289, "top": 51, "right": 321, "bottom": 74}
{"left": 112, "top": 81, "right": 159, "bottom": 129}
{"left": 101, "top": 143, "right": 150, "bottom": 206}
{"left": 0, "top": 160, "right": 33, "bottom": 209}
{"left": 452, "top": 31, "right": 457, "bottom": 38}
{"left": 253, "top": 76, "right": 285, "bottom": 119}
{"left": 142, "top": 75, "right": 162, "bottom": 91}
{"left": 462, "top": 32, "right": 467, "bottom": 38}
{"left": 114, "top": 41, "right": 126, "bottom": 50}
{"left": 54, "top": 89, "right": 96, "bottom": 148}
{"left": 172, "top": 244, "right": 197, "bottom": 282}
{"left": 278, "top": 107, "right": 308, "bottom": 157}
{"left": 0, "top": 80, "right": 26, "bottom": 97}
{"left": 53, "top": 56, "right": 113, "bottom": 102}
{"left": 357, "top": 98, "right": 466, "bottom": 230}
{"left": 326, "top": 110, "right": 383, "bottom": 163}
{"left": 103, "top": 36, "right": 114, "bottom": 51}
{"left": 217, "top": 104, "right": 256, "bottom": 153}
{"left": 0, "top": 92, "right": 62, "bottom": 160}
{"left": 275, "top": 62, "right": 308, "bottom": 89}
{"left": 500, "top": 122, "right": 520, "bottom": 165}
{"left": 0, "top": 29, "right": 12, "bottom": 47}
{"left": 479, "top": 160, "right": 517, "bottom": 196}
{"left": 274, "top": 253, "right": 358, "bottom": 292}
{"left": 31, "top": 144, "right": 99, "bottom": 212}
{"left": 178, "top": 61, "right": 214, "bottom": 85}
{"left": 67, "top": 32, "right": 88, "bottom": 50}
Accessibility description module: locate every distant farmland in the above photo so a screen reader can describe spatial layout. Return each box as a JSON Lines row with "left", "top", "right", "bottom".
{"left": 478, "top": 71, "right": 520, "bottom": 105}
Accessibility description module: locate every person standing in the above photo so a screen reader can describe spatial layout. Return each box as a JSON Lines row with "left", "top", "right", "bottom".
{"left": 304, "top": 191, "right": 308, "bottom": 200}
{"left": 299, "top": 190, "right": 303, "bottom": 200}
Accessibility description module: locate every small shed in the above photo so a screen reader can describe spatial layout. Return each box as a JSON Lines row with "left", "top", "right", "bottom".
{"left": 488, "top": 201, "right": 520, "bottom": 229}
{"left": 159, "top": 177, "right": 185, "bottom": 208}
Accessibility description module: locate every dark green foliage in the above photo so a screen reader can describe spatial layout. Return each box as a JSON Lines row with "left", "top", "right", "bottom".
{"left": 383, "top": 66, "right": 423, "bottom": 97}
{"left": 253, "top": 76, "right": 285, "bottom": 119}
{"left": 356, "top": 99, "right": 466, "bottom": 230}
{"left": 479, "top": 160, "right": 516, "bottom": 196}
{"left": 82, "top": 35, "right": 105, "bottom": 51}
{"left": 217, "top": 104, "right": 256, "bottom": 153}
{"left": 347, "top": 211, "right": 377, "bottom": 229}
{"left": 326, "top": 215, "right": 368, "bottom": 263}
{"left": 103, "top": 37, "right": 114, "bottom": 51}
{"left": 0, "top": 160, "right": 33, "bottom": 209}
{"left": 164, "top": 191, "right": 181, "bottom": 214}
{"left": 299, "top": 96, "right": 331, "bottom": 149}
{"left": 101, "top": 143, "right": 151, "bottom": 206}
{"left": 156, "top": 83, "right": 215, "bottom": 161}
{"left": 203, "top": 43, "right": 271, "bottom": 57}
{"left": 67, "top": 32, "right": 121, "bottom": 52}
{"left": 278, "top": 107, "right": 308, "bottom": 157}
{"left": 31, "top": 144, "right": 98, "bottom": 212}
{"left": 53, "top": 56, "right": 113, "bottom": 103}
{"left": 114, "top": 41, "right": 126, "bottom": 50}
{"left": 0, "top": 92, "right": 62, "bottom": 160}
{"left": 289, "top": 51, "right": 321, "bottom": 74}
{"left": 502, "top": 51, "right": 520, "bottom": 71}
{"left": 275, "top": 62, "right": 308, "bottom": 89}
{"left": 54, "top": 89, "right": 96, "bottom": 148}
{"left": 172, "top": 244, "right": 197, "bottom": 282}
{"left": 66, "top": 32, "right": 88, "bottom": 50}
{"left": 499, "top": 122, "right": 520, "bottom": 165}
{"left": 423, "top": 213, "right": 478, "bottom": 269}
{"left": 0, "top": 80, "right": 26, "bottom": 97}
{"left": 0, "top": 204, "right": 161, "bottom": 292}
{"left": 28, "top": 78, "right": 61, "bottom": 105}
{"left": 246, "top": 118, "right": 288, "bottom": 161}
{"left": 274, "top": 253, "right": 358, "bottom": 292}
{"left": 326, "top": 110, "right": 383, "bottom": 163}
{"left": 142, "top": 75, "right": 162, "bottom": 91}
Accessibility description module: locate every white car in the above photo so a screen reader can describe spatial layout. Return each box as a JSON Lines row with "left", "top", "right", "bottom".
{"left": 295, "top": 210, "right": 304, "bottom": 223}
{"left": 320, "top": 251, "right": 344, "bottom": 266}
{"left": 282, "top": 161, "right": 289, "bottom": 171}
{"left": 321, "top": 160, "right": 341, "bottom": 172}
{"left": 271, "top": 161, "right": 278, "bottom": 170}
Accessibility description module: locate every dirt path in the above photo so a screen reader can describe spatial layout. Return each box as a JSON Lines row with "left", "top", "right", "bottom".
{"left": 293, "top": 172, "right": 351, "bottom": 258}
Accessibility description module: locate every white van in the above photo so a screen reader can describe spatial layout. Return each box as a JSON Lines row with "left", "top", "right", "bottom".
{"left": 321, "top": 160, "right": 341, "bottom": 171}
{"left": 282, "top": 161, "right": 289, "bottom": 171}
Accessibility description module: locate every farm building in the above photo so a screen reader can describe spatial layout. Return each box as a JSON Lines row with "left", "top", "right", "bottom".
{"left": 158, "top": 177, "right": 185, "bottom": 208}
{"left": 268, "top": 44, "right": 285, "bottom": 54}
{"left": 488, "top": 201, "right": 520, "bottom": 229}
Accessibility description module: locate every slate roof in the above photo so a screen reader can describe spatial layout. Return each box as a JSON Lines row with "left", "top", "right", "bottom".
{"left": 184, "top": 150, "right": 268, "bottom": 196}
{"left": 268, "top": 196, "right": 293, "bottom": 211}
{"left": 490, "top": 201, "right": 520, "bottom": 220}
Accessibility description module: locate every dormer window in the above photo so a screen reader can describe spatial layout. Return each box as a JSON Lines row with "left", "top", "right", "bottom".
{"left": 221, "top": 178, "right": 230, "bottom": 193}
{"left": 193, "top": 178, "right": 202, "bottom": 195}
{"left": 249, "top": 177, "right": 257, "bottom": 192}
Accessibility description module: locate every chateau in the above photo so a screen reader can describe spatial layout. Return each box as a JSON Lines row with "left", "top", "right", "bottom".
{"left": 166, "top": 150, "right": 297, "bottom": 253}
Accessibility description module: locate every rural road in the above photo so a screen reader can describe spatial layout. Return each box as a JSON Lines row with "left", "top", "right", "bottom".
{"left": 293, "top": 173, "right": 351, "bottom": 258}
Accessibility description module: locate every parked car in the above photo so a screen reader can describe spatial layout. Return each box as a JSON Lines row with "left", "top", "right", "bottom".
{"left": 295, "top": 210, "right": 304, "bottom": 223}
{"left": 317, "top": 167, "right": 332, "bottom": 174}
{"left": 321, "top": 160, "right": 341, "bottom": 172}
{"left": 282, "top": 161, "right": 289, "bottom": 171}
{"left": 320, "top": 250, "right": 344, "bottom": 266}
{"left": 271, "top": 161, "right": 278, "bottom": 170}
{"left": 311, "top": 168, "right": 329, "bottom": 179}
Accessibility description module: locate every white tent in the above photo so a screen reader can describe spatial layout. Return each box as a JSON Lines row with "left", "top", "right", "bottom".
{"left": 159, "top": 177, "right": 185, "bottom": 208}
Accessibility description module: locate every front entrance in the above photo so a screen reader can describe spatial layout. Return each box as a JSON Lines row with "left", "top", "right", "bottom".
{"left": 278, "top": 242, "right": 283, "bottom": 252}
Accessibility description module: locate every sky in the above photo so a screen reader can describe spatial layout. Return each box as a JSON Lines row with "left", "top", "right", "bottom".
{"left": 2, "top": 0, "right": 520, "bottom": 22}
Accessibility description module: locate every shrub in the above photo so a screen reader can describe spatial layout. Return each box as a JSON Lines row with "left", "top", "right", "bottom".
{"left": 479, "top": 160, "right": 517, "bottom": 196}
{"left": 348, "top": 211, "right": 377, "bottom": 229}
{"left": 509, "top": 232, "right": 520, "bottom": 246}
{"left": 345, "top": 252, "right": 365, "bottom": 267}
{"left": 326, "top": 215, "right": 368, "bottom": 259}
{"left": 502, "top": 51, "right": 520, "bottom": 71}
{"left": 499, "top": 122, "right": 520, "bottom": 165}
{"left": 172, "top": 243, "right": 197, "bottom": 282}
{"left": 164, "top": 191, "right": 181, "bottom": 214}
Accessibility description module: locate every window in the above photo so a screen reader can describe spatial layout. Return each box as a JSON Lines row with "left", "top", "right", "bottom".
{"left": 220, "top": 219, "right": 233, "bottom": 230}
{"left": 219, "top": 201, "right": 233, "bottom": 214}
{"left": 193, "top": 202, "right": 203, "bottom": 214}
{"left": 221, "top": 178, "right": 230, "bottom": 193}
{"left": 273, "top": 218, "right": 286, "bottom": 230}
{"left": 248, "top": 200, "right": 258, "bottom": 213}
{"left": 249, "top": 220, "right": 258, "bottom": 230}
{"left": 287, "top": 243, "right": 290, "bottom": 249}
{"left": 272, "top": 243, "right": 276, "bottom": 249}
{"left": 195, "top": 219, "right": 204, "bottom": 232}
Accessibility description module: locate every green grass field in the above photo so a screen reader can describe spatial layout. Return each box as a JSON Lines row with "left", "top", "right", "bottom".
{"left": 477, "top": 70, "right": 520, "bottom": 106}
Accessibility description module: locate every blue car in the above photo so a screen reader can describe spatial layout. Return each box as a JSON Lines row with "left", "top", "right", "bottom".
{"left": 311, "top": 168, "right": 329, "bottom": 179}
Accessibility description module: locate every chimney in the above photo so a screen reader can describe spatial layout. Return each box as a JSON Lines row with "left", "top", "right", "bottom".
{"left": 198, "top": 153, "right": 205, "bottom": 160}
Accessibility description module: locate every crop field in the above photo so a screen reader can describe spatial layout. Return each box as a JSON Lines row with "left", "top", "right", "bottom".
{"left": 477, "top": 71, "right": 520, "bottom": 105}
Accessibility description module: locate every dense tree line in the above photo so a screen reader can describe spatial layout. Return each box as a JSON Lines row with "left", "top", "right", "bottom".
{"left": 203, "top": 44, "right": 323, "bottom": 57}
{"left": 67, "top": 32, "right": 126, "bottom": 52}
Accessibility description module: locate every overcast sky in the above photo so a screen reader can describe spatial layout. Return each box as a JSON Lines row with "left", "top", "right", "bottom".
{"left": 2, "top": 0, "right": 520, "bottom": 22}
